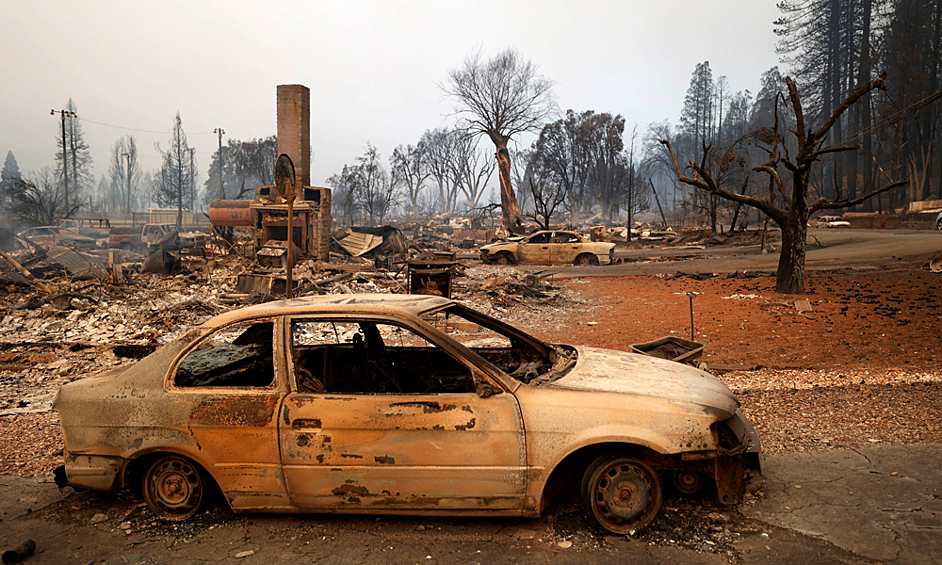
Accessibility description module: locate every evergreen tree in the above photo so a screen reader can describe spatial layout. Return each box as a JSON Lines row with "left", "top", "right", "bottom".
{"left": 1, "top": 151, "right": 22, "bottom": 208}
{"left": 679, "top": 62, "right": 715, "bottom": 147}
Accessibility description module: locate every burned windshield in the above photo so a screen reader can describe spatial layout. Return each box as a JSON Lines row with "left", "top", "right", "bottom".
{"left": 421, "top": 305, "right": 574, "bottom": 385}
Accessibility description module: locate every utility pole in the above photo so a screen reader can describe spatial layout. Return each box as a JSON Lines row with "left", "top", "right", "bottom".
{"left": 50, "top": 109, "right": 76, "bottom": 214}
{"left": 213, "top": 128, "right": 225, "bottom": 199}
{"left": 121, "top": 152, "right": 131, "bottom": 215}
{"left": 188, "top": 147, "right": 196, "bottom": 218}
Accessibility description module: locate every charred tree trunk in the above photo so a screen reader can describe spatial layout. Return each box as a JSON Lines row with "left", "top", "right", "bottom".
{"left": 490, "top": 132, "right": 521, "bottom": 232}
{"left": 775, "top": 170, "right": 811, "bottom": 294}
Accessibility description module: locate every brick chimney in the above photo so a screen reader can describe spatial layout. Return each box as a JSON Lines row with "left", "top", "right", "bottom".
{"left": 276, "top": 85, "right": 310, "bottom": 188}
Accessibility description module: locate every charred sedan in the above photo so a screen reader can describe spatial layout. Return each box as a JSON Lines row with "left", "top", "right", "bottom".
{"left": 480, "top": 230, "right": 615, "bottom": 266}
{"left": 54, "top": 294, "right": 760, "bottom": 533}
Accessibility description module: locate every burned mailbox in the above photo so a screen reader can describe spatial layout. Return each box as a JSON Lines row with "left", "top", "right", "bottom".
{"left": 408, "top": 259, "right": 457, "bottom": 298}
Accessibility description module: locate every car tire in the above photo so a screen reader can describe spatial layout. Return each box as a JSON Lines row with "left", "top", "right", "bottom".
{"left": 581, "top": 453, "right": 662, "bottom": 534}
{"left": 142, "top": 455, "right": 205, "bottom": 521}
{"left": 495, "top": 252, "right": 514, "bottom": 266}
{"left": 937, "top": 219, "right": 942, "bottom": 231}
{"left": 574, "top": 253, "right": 598, "bottom": 267}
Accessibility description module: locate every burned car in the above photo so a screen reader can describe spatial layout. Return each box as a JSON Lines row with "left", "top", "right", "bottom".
{"left": 54, "top": 294, "right": 760, "bottom": 533}
{"left": 480, "top": 230, "right": 616, "bottom": 266}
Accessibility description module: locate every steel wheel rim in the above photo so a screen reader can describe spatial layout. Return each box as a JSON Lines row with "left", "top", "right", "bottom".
{"left": 144, "top": 457, "right": 203, "bottom": 520}
{"left": 589, "top": 460, "right": 661, "bottom": 533}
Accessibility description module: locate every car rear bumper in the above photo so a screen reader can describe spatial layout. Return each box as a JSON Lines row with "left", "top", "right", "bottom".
{"left": 62, "top": 451, "right": 123, "bottom": 491}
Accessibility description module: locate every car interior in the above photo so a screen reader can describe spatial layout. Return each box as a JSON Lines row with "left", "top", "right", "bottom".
{"left": 174, "top": 321, "right": 275, "bottom": 388}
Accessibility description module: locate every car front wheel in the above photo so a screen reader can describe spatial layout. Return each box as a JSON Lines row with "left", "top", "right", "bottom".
{"left": 582, "top": 454, "right": 662, "bottom": 534}
{"left": 142, "top": 455, "right": 205, "bottom": 521}
{"left": 574, "top": 253, "right": 599, "bottom": 266}
{"left": 494, "top": 252, "right": 514, "bottom": 265}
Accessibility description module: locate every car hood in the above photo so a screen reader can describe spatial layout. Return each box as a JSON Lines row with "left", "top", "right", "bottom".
{"left": 546, "top": 346, "right": 738, "bottom": 418}
{"left": 480, "top": 241, "right": 514, "bottom": 251}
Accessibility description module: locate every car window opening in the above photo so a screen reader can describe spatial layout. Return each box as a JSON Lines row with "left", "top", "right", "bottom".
{"left": 175, "top": 321, "right": 275, "bottom": 388}
{"left": 292, "top": 320, "right": 477, "bottom": 395}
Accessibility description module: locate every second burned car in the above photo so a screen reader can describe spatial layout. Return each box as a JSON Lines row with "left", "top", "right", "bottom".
{"left": 480, "top": 230, "right": 616, "bottom": 266}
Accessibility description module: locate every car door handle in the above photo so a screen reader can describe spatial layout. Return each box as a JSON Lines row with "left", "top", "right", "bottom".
{"left": 292, "top": 418, "right": 322, "bottom": 430}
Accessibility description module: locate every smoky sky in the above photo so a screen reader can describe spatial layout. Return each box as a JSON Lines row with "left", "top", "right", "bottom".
{"left": 1, "top": 0, "right": 781, "bottom": 196}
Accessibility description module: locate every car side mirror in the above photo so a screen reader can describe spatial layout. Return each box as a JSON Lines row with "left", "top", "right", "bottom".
{"left": 475, "top": 381, "right": 502, "bottom": 398}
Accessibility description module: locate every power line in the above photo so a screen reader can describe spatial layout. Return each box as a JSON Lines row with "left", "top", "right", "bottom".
{"left": 833, "top": 88, "right": 942, "bottom": 147}
{"left": 75, "top": 116, "right": 216, "bottom": 135}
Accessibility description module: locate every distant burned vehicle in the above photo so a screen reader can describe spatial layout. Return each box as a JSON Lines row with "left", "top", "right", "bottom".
{"left": 141, "top": 223, "right": 209, "bottom": 249}
{"left": 817, "top": 215, "right": 851, "bottom": 228}
{"left": 17, "top": 226, "right": 97, "bottom": 250}
{"left": 53, "top": 294, "right": 760, "bottom": 534}
{"left": 109, "top": 223, "right": 209, "bottom": 250}
{"left": 480, "top": 230, "right": 616, "bottom": 266}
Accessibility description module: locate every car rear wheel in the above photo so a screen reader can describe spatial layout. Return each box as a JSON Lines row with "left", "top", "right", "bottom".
{"left": 574, "top": 253, "right": 599, "bottom": 266}
{"left": 494, "top": 252, "right": 514, "bottom": 265}
{"left": 582, "top": 454, "right": 662, "bottom": 534}
{"left": 937, "top": 218, "right": 942, "bottom": 231}
{"left": 142, "top": 455, "right": 204, "bottom": 521}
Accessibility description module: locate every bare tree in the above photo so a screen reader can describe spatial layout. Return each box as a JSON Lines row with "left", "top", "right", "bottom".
{"left": 106, "top": 136, "right": 141, "bottom": 214}
{"left": 390, "top": 143, "right": 429, "bottom": 216}
{"left": 420, "top": 128, "right": 454, "bottom": 213}
{"left": 443, "top": 48, "right": 555, "bottom": 232}
{"left": 354, "top": 143, "right": 397, "bottom": 225}
{"left": 449, "top": 135, "right": 495, "bottom": 212}
{"left": 660, "top": 73, "right": 906, "bottom": 294}
{"left": 5, "top": 168, "right": 76, "bottom": 225}
{"left": 153, "top": 113, "right": 192, "bottom": 227}
{"left": 326, "top": 164, "right": 359, "bottom": 226}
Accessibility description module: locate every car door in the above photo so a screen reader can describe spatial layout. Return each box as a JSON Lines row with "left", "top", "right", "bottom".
{"left": 517, "top": 232, "right": 551, "bottom": 264}
{"left": 167, "top": 317, "right": 290, "bottom": 509}
{"left": 279, "top": 316, "right": 527, "bottom": 512}
{"left": 549, "top": 231, "right": 583, "bottom": 264}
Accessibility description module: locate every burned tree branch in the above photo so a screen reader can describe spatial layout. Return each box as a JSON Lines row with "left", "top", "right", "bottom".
{"left": 810, "top": 180, "right": 908, "bottom": 212}
{"left": 659, "top": 139, "right": 786, "bottom": 223}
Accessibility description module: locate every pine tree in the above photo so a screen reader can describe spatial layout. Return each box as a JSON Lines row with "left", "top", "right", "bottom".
{"left": 1, "top": 151, "right": 21, "bottom": 208}
{"left": 679, "top": 62, "right": 715, "bottom": 147}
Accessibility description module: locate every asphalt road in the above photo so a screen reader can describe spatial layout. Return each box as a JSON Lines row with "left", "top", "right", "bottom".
{"left": 596, "top": 228, "right": 942, "bottom": 276}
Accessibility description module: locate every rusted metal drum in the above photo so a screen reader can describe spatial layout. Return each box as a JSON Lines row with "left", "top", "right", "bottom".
{"left": 209, "top": 199, "right": 253, "bottom": 227}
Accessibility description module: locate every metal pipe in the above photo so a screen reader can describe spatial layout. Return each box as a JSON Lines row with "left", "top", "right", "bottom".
{"left": 2, "top": 539, "right": 36, "bottom": 564}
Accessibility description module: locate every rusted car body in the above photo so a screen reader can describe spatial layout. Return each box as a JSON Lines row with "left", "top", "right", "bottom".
{"left": 480, "top": 231, "right": 615, "bottom": 266}
{"left": 53, "top": 294, "right": 760, "bottom": 533}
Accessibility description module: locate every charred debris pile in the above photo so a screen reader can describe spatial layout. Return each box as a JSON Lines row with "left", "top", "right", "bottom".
{"left": 0, "top": 222, "right": 580, "bottom": 370}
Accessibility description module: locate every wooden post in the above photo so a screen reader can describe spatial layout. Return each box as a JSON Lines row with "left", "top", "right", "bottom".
{"left": 0, "top": 248, "right": 52, "bottom": 293}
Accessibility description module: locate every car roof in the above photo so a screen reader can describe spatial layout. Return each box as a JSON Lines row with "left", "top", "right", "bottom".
{"left": 204, "top": 293, "right": 456, "bottom": 327}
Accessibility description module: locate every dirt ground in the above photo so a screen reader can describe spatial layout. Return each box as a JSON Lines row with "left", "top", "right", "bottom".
{"left": 535, "top": 269, "right": 942, "bottom": 371}
{"left": 517, "top": 268, "right": 942, "bottom": 456}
